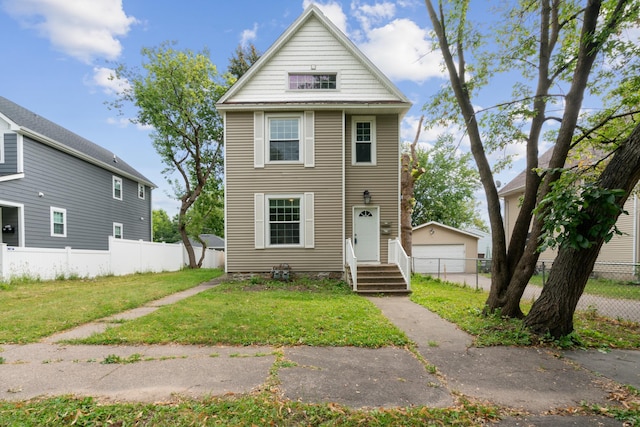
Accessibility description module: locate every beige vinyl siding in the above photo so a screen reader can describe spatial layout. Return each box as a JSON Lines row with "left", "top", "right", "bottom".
{"left": 595, "top": 196, "right": 636, "bottom": 264}
{"left": 345, "top": 114, "right": 400, "bottom": 262}
{"left": 225, "top": 110, "right": 344, "bottom": 272}
{"left": 230, "top": 17, "right": 398, "bottom": 104}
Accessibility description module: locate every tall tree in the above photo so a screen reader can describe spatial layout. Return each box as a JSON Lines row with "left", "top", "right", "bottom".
{"left": 400, "top": 116, "right": 425, "bottom": 255}
{"left": 411, "top": 136, "right": 485, "bottom": 230}
{"left": 152, "top": 209, "right": 179, "bottom": 243}
{"left": 424, "top": 0, "right": 640, "bottom": 335}
{"left": 228, "top": 43, "right": 261, "bottom": 80}
{"left": 110, "top": 41, "right": 230, "bottom": 268}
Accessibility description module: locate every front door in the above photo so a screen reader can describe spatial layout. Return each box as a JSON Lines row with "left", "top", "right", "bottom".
{"left": 353, "top": 207, "right": 379, "bottom": 262}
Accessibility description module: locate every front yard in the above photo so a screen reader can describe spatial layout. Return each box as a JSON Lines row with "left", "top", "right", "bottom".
{"left": 1, "top": 270, "right": 638, "bottom": 426}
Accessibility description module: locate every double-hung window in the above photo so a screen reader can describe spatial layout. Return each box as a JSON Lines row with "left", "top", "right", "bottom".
{"left": 138, "top": 183, "right": 145, "bottom": 199}
{"left": 268, "top": 115, "right": 301, "bottom": 162}
{"left": 269, "top": 198, "right": 301, "bottom": 245}
{"left": 113, "top": 176, "right": 123, "bottom": 200}
{"left": 254, "top": 193, "right": 314, "bottom": 249}
{"left": 51, "top": 207, "right": 66, "bottom": 237}
{"left": 113, "top": 222, "right": 123, "bottom": 239}
{"left": 352, "top": 116, "right": 376, "bottom": 165}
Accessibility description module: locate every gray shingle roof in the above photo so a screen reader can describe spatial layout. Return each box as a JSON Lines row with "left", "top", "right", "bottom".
{"left": 0, "top": 96, "right": 155, "bottom": 187}
{"left": 498, "top": 146, "right": 554, "bottom": 196}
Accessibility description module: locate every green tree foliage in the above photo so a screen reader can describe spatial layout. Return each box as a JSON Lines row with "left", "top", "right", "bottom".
{"left": 424, "top": 0, "right": 640, "bottom": 335}
{"left": 228, "top": 43, "right": 261, "bottom": 80}
{"left": 109, "top": 41, "right": 231, "bottom": 268}
{"left": 152, "top": 209, "right": 180, "bottom": 243}
{"left": 412, "top": 137, "right": 486, "bottom": 231}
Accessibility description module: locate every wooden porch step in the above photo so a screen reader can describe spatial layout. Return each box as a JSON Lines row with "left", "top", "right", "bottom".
{"left": 353, "top": 264, "right": 410, "bottom": 295}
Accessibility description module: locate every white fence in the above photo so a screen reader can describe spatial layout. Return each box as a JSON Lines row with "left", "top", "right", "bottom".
{"left": 0, "top": 237, "right": 224, "bottom": 281}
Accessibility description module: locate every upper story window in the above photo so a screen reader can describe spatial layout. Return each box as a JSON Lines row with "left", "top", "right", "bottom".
{"left": 138, "top": 183, "right": 145, "bottom": 199}
{"left": 268, "top": 115, "right": 302, "bottom": 162}
{"left": 289, "top": 73, "right": 337, "bottom": 90}
{"left": 352, "top": 116, "right": 377, "bottom": 165}
{"left": 51, "top": 207, "right": 67, "bottom": 237}
{"left": 113, "top": 176, "right": 123, "bottom": 200}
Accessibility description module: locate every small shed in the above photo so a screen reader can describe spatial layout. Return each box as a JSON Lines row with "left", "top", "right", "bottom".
{"left": 412, "top": 222, "right": 480, "bottom": 273}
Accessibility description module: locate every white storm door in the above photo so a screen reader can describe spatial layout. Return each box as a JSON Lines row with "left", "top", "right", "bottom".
{"left": 353, "top": 207, "right": 379, "bottom": 262}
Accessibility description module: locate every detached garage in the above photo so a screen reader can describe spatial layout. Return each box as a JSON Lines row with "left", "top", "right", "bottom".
{"left": 412, "top": 221, "right": 480, "bottom": 274}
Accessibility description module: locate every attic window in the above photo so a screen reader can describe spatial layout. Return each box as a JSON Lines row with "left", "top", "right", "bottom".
{"left": 289, "top": 73, "right": 336, "bottom": 90}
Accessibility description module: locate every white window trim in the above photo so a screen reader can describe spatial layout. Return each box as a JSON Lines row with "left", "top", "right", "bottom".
{"left": 113, "top": 222, "right": 123, "bottom": 239}
{"left": 113, "top": 176, "right": 123, "bottom": 200}
{"left": 138, "top": 183, "right": 145, "bottom": 199}
{"left": 255, "top": 112, "right": 314, "bottom": 168}
{"left": 254, "top": 193, "right": 314, "bottom": 249}
{"left": 50, "top": 207, "right": 67, "bottom": 238}
{"left": 265, "top": 113, "right": 304, "bottom": 165}
{"left": 0, "top": 133, "right": 4, "bottom": 164}
{"left": 351, "top": 116, "right": 377, "bottom": 166}
{"left": 286, "top": 72, "right": 339, "bottom": 91}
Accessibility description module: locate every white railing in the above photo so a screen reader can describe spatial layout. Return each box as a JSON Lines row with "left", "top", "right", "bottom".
{"left": 344, "top": 238, "right": 358, "bottom": 291}
{"left": 0, "top": 237, "right": 224, "bottom": 282}
{"left": 388, "top": 237, "right": 411, "bottom": 291}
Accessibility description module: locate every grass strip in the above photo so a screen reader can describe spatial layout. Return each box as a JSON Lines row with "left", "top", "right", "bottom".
{"left": 0, "top": 395, "right": 503, "bottom": 426}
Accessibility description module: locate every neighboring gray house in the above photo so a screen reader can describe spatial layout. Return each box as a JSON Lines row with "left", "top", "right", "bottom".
{"left": 0, "top": 96, "right": 155, "bottom": 250}
{"left": 217, "top": 5, "right": 411, "bottom": 291}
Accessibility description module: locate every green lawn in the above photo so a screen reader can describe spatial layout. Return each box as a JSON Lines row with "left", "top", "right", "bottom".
{"left": 528, "top": 274, "right": 640, "bottom": 300}
{"left": 0, "top": 395, "right": 503, "bottom": 427}
{"left": 0, "top": 269, "right": 222, "bottom": 344}
{"left": 76, "top": 279, "right": 408, "bottom": 347}
{"left": 410, "top": 275, "right": 640, "bottom": 349}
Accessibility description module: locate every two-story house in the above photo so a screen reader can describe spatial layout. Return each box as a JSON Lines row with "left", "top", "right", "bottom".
{"left": 0, "top": 96, "right": 155, "bottom": 250}
{"left": 216, "top": 5, "right": 412, "bottom": 290}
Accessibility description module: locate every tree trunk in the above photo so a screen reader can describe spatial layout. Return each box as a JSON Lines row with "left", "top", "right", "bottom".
{"left": 400, "top": 116, "right": 425, "bottom": 256}
{"left": 524, "top": 245, "right": 602, "bottom": 336}
{"left": 525, "top": 121, "right": 640, "bottom": 337}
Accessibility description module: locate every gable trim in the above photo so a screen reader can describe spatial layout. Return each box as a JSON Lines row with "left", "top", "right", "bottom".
{"left": 217, "top": 5, "right": 410, "bottom": 109}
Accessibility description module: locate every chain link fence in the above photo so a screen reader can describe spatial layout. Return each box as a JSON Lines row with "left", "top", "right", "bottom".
{"left": 413, "top": 257, "right": 640, "bottom": 323}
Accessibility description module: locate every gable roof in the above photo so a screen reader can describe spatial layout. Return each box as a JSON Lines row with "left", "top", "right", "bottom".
{"left": 217, "top": 4, "right": 411, "bottom": 114}
{"left": 0, "top": 96, "right": 155, "bottom": 187}
{"left": 497, "top": 146, "right": 555, "bottom": 197}
{"left": 189, "top": 234, "right": 225, "bottom": 250}
{"left": 413, "top": 221, "right": 481, "bottom": 240}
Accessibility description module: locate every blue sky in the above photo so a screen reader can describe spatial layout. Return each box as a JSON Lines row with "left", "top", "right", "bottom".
{"left": 0, "top": 0, "right": 527, "bottom": 222}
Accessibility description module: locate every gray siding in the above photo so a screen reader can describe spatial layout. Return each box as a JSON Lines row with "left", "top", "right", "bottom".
{"left": 0, "top": 136, "right": 152, "bottom": 250}
{"left": 345, "top": 114, "right": 400, "bottom": 262}
{"left": 226, "top": 110, "right": 344, "bottom": 272}
{"left": 0, "top": 133, "right": 18, "bottom": 175}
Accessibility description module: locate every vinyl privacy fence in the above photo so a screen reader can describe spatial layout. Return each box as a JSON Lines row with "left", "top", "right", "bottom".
{"left": 0, "top": 237, "right": 224, "bottom": 282}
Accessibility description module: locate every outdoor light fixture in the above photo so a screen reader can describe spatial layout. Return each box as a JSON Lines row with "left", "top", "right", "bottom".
{"left": 363, "top": 190, "right": 371, "bottom": 204}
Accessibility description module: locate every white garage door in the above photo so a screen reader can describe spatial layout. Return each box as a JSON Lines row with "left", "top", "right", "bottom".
{"left": 413, "top": 244, "right": 465, "bottom": 273}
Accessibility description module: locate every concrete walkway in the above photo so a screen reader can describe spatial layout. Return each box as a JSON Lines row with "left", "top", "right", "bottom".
{"left": 1, "top": 278, "right": 638, "bottom": 426}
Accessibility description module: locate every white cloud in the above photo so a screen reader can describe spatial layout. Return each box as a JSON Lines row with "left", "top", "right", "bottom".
{"left": 241, "top": 23, "right": 258, "bottom": 47}
{"left": 89, "top": 67, "right": 130, "bottom": 95}
{"left": 352, "top": 1, "right": 396, "bottom": 33}
{"left": 358, "top": 18, "right": 443, "bottom": 83}
{"left": 2, "top": 0, "right": 137, "bottom": 63}
{"left": 302, "top": 0, "right": 348, "bottom": 33}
